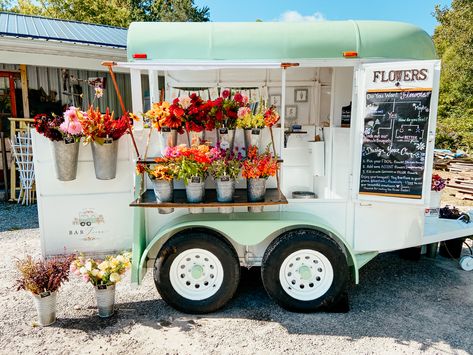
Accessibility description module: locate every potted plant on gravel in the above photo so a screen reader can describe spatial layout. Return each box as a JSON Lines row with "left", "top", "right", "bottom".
{"left": 242, "top": 145, "right": 278, "bottom": 212}
{"left": 208, "top": 145, "right": 243, "bottom": 213}
{"left": 34, "top": 107, "right": 83, "bottom": 181}
{"left": 78, "top": 106, "right": 129, "bottom": 180}
{"left": 15, "top": 254, "right": 75, "bottom": 326}
{"left": 71, "top": 252, "right": 131, "bottom": 318}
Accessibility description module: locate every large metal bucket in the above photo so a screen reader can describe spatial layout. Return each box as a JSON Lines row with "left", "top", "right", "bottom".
{"left": 187, "top": 130, "right": 205, "bottom": 146}
{"left": 150, "top": 178, "right": 174, "bottom": 214}
{"left": 217, "top": 128, "right": 235, "bottom": 150}
{"left": 91, "top": 139, "right": 119, "bottom": 180}
{"left": 31, "top": 291, "right": 57, "bottom": 326}
{"left": 185, "top": 178, "right": 205, "bottom": 203}
{"left": 216, "top": 177, "right": 235, "bottom": 214}
{"left": 157, "top": 128, "right": 178, "bottom": 156}
{"left": 247, "top": 178, "right": 266, "bottom": 212}
{"left": 51, "top": 140, "right": 80, "bottom": 181}
{"left": 95, "top": 284, "right": 115, "bottom": 318}
{"left": 243, "top": 128, "right": 262, "bottom": 152}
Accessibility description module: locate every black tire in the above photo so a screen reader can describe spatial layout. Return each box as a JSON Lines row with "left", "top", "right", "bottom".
{"left": 261, "top": 229, "right": 349, "bottom": 312}
{"left": 154, "top": 230, "right": 240, "bottom": 314}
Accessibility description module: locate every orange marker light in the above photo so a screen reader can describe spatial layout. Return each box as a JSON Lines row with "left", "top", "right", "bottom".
{"left": 133, "top": 53, "right": 148, "bottom": 59}
{"left": 343, "top": 51, "right": 358, "bottom": 58}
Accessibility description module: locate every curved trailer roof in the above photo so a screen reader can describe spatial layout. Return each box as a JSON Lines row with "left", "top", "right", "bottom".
{"left": 126, "top": 21, "right": 437, "bottom": 64}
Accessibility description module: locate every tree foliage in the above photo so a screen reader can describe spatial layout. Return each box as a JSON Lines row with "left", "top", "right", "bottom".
{"left": 4, "top": 0, "right": 209, "bottom": 27}
{"left": 433, "top": 0, "right": 473, "bottom": 151}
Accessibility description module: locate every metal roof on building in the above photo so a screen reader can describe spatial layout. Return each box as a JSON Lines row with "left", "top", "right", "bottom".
{"left": 0, "top": 12, "right": 127, "bottom": 48}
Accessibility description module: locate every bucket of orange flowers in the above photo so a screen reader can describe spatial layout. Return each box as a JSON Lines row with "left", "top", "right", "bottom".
{"left": 167, "top": 144, "right": 210, "bottom": 213}
{"left": 79, "top": 106, "right": 129, "bottom": 180}
{"left": 144, "top": 101, "right": 184, "bottom": 156}
{"left": 242, "top": 145, "right": 278, "bottom": 212}
{"left": 138, "top": 157, "right": 177, "bottom": 214}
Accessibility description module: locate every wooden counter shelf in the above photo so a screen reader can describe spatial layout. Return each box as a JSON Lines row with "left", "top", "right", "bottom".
{"left": 130, "top": 188, "right": 288, "bottom": 208}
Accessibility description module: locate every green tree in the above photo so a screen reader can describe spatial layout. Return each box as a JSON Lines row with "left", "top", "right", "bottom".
{"left": 433, "top": 0, "right": 473, "bottom": 151}
{"left": 5, "top": 0, "right": 209, "bottom": 27}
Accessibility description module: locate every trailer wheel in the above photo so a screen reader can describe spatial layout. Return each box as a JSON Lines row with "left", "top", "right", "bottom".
{"left": 261, "top": 229, "right": 348, "bottom": 312}
{"left": 154, "top": 230, "right": 240, "bottom": 314}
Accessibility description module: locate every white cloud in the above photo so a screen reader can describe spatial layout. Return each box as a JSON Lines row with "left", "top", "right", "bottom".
{"left": 279, "top": 10, "right": 325, "bottom": 22}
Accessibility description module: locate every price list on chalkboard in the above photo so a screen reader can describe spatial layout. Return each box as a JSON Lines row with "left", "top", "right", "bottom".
{"left": 359, "top": 90, "right": 432, "bottom": 199}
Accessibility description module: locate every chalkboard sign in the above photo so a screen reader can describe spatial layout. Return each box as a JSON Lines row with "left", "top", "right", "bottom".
{"left": 359, "top": 90, "right": 432, "bottom": 199}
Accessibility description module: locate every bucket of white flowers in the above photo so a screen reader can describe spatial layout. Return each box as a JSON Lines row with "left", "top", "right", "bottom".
{"left": 71, "top": 252, "right": 131, "bottom": 317}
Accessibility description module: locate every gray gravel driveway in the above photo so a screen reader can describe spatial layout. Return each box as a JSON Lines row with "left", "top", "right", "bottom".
{"left": 0, "top": 226, "right": 472, "bottom": 354}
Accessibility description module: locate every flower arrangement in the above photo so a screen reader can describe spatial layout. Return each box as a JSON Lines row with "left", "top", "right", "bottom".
{"left": 171, "top": 94, "right": 211, "bottom": 132}
{"left": 241, "top": 145, "right": 278, "bottom": 179}
{"left": 34, "top": 107, "right": 84, "bottom": 142}
{"left": 208, "top": 145, "right": 243, "bottom": 180}
{"left": 78, "top": 106, "right": 129, "bottom": 144}
{"left": 208, "top": 90, "right": 248, "bottom": 130}
{"left": 236, "top": 106, "right": 265, "bottom": 129}
{"left": 16, "top": 254, "right": 75, "bottom": 295}
{"left": 71, "top": 252, "right": 131, "bottom": 286}
{"left": 264, "top": 106, "right": 280, "bottom": 128}
{"left": 165, "top": 144, "right": 211, "bottom": 182}
{"left": 145, "top": 101, "right": 184, "bottom": 133}
{"left": 138, "top": 157, "right": 177, "bottom": 181}
{"left": 431, "top": 174, "right": 447, "bottom": 192}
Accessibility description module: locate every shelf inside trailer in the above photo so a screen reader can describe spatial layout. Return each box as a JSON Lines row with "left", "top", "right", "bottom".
{"left": 130, "top": 188, "right": 288, "bottom": 208}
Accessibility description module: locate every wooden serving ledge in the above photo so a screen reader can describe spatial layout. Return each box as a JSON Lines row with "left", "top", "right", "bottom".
{"left": 130, "top": 188, "right": 288, "bottom": 208}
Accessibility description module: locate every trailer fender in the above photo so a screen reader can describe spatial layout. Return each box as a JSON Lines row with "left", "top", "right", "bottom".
{"left": 136, "top": 212, "right": 362, "bottom": 284}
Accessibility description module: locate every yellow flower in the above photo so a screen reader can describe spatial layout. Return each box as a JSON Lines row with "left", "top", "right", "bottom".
{"left": 109, "top": 272, "right": 121, "bottom": 283}
{"left": 97, "top": 271, "right": 105, "bottom": 279}
{"left": 91, "top": 269, "right": 100, "bottom": 277}
{"left": 98, "top": 260, "right": 109, "bottom": 271}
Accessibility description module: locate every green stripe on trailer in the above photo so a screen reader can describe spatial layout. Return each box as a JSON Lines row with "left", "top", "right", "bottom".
{"left": 127, "top": 21, "right": 437, "bottom": 62}
{"left": 133, "top": 211, "right": 368, "bottom": 285}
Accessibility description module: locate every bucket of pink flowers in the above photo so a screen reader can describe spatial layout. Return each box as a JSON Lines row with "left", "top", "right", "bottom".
{"left": 430, "top": 174, "right": 447, "bottom": 215}
{"left": 71, "top": 252, "right": 131, "bottom": 317}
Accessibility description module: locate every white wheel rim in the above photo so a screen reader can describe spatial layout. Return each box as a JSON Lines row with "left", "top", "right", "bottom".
{"left": 169, "top": 248, "right": 224, "bottom": 300}
{"left": 279, "top": 249, "right": 334, "bottom": 301}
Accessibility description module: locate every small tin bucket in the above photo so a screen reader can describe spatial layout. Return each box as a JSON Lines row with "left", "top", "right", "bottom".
{"left": 150, "top": 179, "right": 174, "bottom": 214}
{"left": 95, "top": 284, "right": 116, "bottom": 318}
{"left": 51, "top": 139, "right": 80, "bottom": 181}
{"left": 31, "top": 291, "right": 57, "bottom": 326}
{"left": 91, "top": 139, "right": 119, "bottom": 180}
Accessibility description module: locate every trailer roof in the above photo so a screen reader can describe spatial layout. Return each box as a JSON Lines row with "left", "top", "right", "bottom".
{"left": 126, "top": 21, "right": 437, "bottom": 63}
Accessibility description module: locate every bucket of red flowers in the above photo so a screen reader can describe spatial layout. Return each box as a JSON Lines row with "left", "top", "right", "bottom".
{"left": 34, "top": 107, "right": 83, "bottom": 181}
{"left": 430, "top": 174, "right": 447, "bottom": 215}
{"left": 78, "top": 106, "right": 129, "bottom": 180}
{"left": 144, "top": 101, "right": 184, "bottom": 156}
{"left": 242, "top": 145, "right": 278, "bottom": 212}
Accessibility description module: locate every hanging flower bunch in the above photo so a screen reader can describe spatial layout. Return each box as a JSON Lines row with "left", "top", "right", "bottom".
{"left": 34, "top": 107, "right": 84, "bottom": 142}
{"left": 144, "top": 101, "right": 184, "bottom": 133}
{"left": 264, "top": 106, "right": 280, "bottom": 128}
{"left": 78, "top": 106, "right": 129, "bottom": 144}
{"left": 431, "top": 174, "right": 447, "bottom": 192}
{"left": 208, "top": 90, "right": 249, "bottom": 130}
{"left": 71, "top": 252, "right": 131, "bottom": 286}
{"left": 236, "top": 106, "right": 265, "bottom": 129}
{"left": 241, "top": 145, "right": 278, "bottom": 179}
{"left": 165, "top": 144, "right": 211, "bottom": 182}
{"left": 207, "top": 145, "right": 243, "bottom": 180}
{"left": 170, "top": 94, "right": 211, "bottom": 133}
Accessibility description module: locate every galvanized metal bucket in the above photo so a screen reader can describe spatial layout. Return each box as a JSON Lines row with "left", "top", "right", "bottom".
{"left": 243, "top": 128, "right": 262, "bottom": 152}
{"left": 150, "top": 178, "right": 174, "bottom": 214}
{"left": 95, "top": 284, "right": 115, "bottom": 318}
{"left": 185, "top": 178, "right": 205, "bottom": 203}
{"left": 91, "top": 139, "right": 119, "bottom": 180}
{"left": 187, "top": 130, "right": 205, "bottom": 146}
{"left": 157, "top": 127, "right": 178, "bottom": 156}
{"left": 217, "top": 128, "right": 235, "bottom": 150}
{"left": 51, "top": 139, "right": 80, "bottom": 181}
{"left": 31, "top": 291, "right": 57, "bottom": 326}
{"left": 216, "top": 177, "right": 235, "bottom": 213}
{"left": 247, "top": 178, "right": 266, "bottom": 202}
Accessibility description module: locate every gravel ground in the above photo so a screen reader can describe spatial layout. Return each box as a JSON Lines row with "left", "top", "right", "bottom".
{"left": 0, "top": 200, "right": 39, "bottom": 232}
{"left": 1, "top": 227, "right": 472, "bottom": 355}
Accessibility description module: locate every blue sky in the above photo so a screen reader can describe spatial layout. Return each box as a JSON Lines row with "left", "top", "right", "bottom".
{"left": 194, "top": 0, "right": 452, "bottom": 34}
